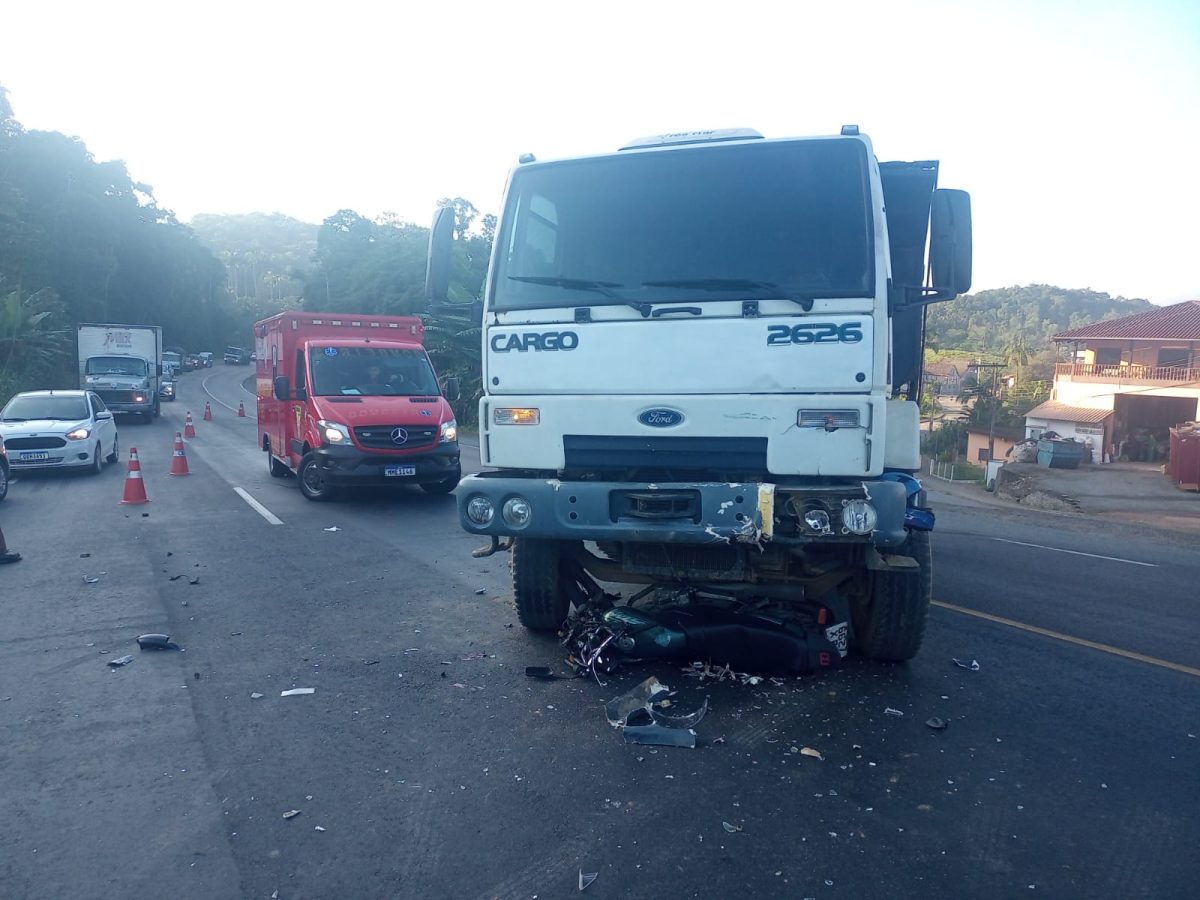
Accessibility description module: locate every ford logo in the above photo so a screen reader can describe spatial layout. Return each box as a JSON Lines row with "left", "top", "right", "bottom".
{"left": 638, "top": 408, "right": 684, "bottom": 428}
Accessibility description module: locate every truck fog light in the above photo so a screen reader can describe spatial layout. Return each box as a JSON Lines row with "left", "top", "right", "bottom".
{"left": 466, "top": 496, "right": 495, "bottom": 526}
{"left": 502, "top": 496, "right": 532, "bottom": 528}
{"left": 803, "top": 509, "right": 831, "bottom": 533}
{"left": 841, "top": 499, "right": 878, "bottom": 535}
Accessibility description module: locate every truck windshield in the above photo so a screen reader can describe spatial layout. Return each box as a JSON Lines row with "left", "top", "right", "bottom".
{"left": 308, "top": 347, "right": 441, "bottom": 397}
{"left": 86, "top": 356, "right": 148, "bottom": 376}
{"left": 2, "top": 395, "right": 90, "bottom": 422}
{"left": 492, "top": 138, "right": 874, "bottom": 312}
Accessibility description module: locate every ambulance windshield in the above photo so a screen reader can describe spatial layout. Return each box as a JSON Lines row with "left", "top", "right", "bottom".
{"left": 308, "top": 346, "right": 440, "bottom": 397}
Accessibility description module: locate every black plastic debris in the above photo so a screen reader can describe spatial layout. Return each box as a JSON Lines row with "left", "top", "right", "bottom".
{"left": 604, "top": 676, "right": 707, "bottom": 748}
{"left": 137, "top": 633, "right": 181, "bottom": 651}
{"left": 525, "top": 666, "right": 571, "bottom": 681}
{"left": 107, "top": 655, "right": 134, "bottom": 668}
{"left": 624, "top": 723, "right": 697, "bottom": 748}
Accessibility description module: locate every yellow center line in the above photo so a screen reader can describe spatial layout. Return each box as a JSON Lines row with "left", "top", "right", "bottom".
{"left": 932, "top": 600, "right": 1200, "bottom": 678}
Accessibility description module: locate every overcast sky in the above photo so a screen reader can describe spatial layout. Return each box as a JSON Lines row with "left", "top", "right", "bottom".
{"left": 3, "top": 0, "right": 1198, "bottom": 303}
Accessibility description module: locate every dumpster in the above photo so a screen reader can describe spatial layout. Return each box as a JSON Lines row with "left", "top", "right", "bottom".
{"left": 1167, "top": 424, "right": 1200, "bottom": 491}
{"left": 1037, "top": 438, "right": 1084, "bottom": 469}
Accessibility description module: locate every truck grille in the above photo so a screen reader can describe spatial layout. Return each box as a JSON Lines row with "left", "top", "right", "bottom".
{"left": 623, "top": 543, "right": 746, "bottom": 580}
{"left": 4, "top": 436, "right": 68, "bottom": 450}
{"left": 353, "top": 425, "right": 437, "bottom": 450}
{"left": 97, "top": 390, "right": 135, "bottom": 404}
{"left": 563, "top": 435, "right": 768, "bottom": 474}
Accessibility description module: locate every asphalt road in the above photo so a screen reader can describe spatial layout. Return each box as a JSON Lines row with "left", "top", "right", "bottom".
{"left": 1, "top": 367, "right": 1197, "bottom": 900}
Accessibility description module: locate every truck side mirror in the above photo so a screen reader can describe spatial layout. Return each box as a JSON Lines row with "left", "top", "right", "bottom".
{"left": 930, "top": 189, "right": 973, "bottom": 298}
{"left": 273, "top": 374, "right": 290, "bottom": 401}
{"left": 425, "top": 206, "right": 455, "bottom": 305}
{"left": 444, "top": 376, "right": 462, "bottom": 403}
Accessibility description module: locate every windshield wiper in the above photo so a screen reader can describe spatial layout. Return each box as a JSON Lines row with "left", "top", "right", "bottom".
{"left": 642, "top": 278, "right": 816, "bottom": 311}
{"left": 508, "top": 275, "right": 652, "bottom": 317}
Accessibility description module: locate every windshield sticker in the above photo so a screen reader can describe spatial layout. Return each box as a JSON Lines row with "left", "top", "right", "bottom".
{"left": 324, "top": 347, "right": 339, "bottom": 356}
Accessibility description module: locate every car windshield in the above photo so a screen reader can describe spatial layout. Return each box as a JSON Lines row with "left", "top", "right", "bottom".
{"left": 1, "top": 395, "right": 89, "bottom": 422}
{"left": 308, "top": 347, "right": 440, "bottom": 397}
{"left": 86, "top": 356, "right": 147, "bottom": 376}
{"left": 492, "top": 138, "right": 874, "bottom": 311}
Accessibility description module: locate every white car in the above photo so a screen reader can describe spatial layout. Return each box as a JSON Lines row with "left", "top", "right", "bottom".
{"left": 0, "top": 390, "right": 120, "bottom": 475}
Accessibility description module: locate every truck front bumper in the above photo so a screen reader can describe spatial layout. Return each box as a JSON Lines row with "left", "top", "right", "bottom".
{"left": 313, "top": 442, "right": 460, "bottom": 485}
{"left": 456, "top": 475, "right": 908, "bottom": 548}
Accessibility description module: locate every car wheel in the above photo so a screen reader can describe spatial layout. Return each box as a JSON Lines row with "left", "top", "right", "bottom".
{"left": 0, "top": 462, "right": 9, "bottom": 503}
{"left": 298, "top": 452, "right": 335, "bottom": 501}
{"left": 106, "top": 434, "right": 120, "bottom": 464}
{"left": 90, "top": 443, "right": 104, "bottom": 476}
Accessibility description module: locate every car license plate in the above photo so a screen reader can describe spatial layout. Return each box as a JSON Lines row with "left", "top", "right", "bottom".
{"left": 20, "top": 452, "right": 49, "bottom": 460}
{"left": 385, "top": 465, "right": 416, "bottom": 477}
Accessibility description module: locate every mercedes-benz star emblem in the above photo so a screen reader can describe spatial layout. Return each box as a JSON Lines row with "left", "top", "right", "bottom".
{"left": 390, "top": 427, "right": 409, "bottom": 445}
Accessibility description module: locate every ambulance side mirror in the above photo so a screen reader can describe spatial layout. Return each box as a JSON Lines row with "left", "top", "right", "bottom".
{"left": 273, "top": 375, "right": 290, "bottom": 401}
{"left": 444, "top": 376, "right": 462, "bottom": 403}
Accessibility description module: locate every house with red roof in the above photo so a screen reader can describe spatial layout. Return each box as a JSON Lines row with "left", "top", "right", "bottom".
{"left": 1033, "top": 300, "right": 1200, "bottom": 462}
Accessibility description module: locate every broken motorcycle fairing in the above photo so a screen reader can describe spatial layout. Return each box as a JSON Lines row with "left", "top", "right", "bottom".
{"left": 601, "top": 605, "right": 844, "bottom": 676}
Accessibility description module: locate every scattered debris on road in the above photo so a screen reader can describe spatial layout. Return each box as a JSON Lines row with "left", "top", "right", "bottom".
{"left": 137, "top": 633, "right": 182, "bottom": 651}
{"left": 953, "top": 658, "right": 982, "bottom": 671}
{"left": 800, "top": 747, "right": 824, "bottom": 761}
{"left": 82, "top": 575, "right": 100, "bottom": 584}
{"left": 251, "top": 693, "right": 264, "bottom": 699}
{"left": 323, "top": 526, "right": 341, "bottom": 533}
{"left": 474, "top": 588, "right": 486, "bottom": 595}
{"left": 884, "top": 707, "right": 905, "bottom": 717}
{"left": 578, "top": 870, "right": 598, "bottom": 892}
{"left": 722, "top": 821, "right": 743, "bottom": 833}
{"left": 314, "top": 825, "right": 326, "bottom": 832}
{"left": 603, "top": 676, "right": 708, "bottom": 748}
{"left": 525, "top": 666, "right": 571, "bottom": 681}
{"left": 107, "top": 655, "right": 134, "bottom": 668}
{"left": 188, "top": 576, "right": 200, "bottom": 585}
{"left": 282, "top": 809, "right": 301, "bottom": 820}
{"left": 926, "top": 717, "right": 949, "bottom": 731}
{"left": 280, "top": 688, "right": 315, "bottom": 697}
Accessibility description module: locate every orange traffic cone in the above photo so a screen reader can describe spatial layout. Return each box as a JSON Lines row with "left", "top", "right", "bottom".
{"left": 237, "top": 401, "right": 247, "bottom": 418}
{"left": 0, "top": 523, "right": 21, "bottom": 563}
{"left": 169, "top": 432, "right": 191, "bottom": 476}
{"left": 119, "top": 447, "right": 150, "bottom": 504}
{"left": 203, "top": 402, "right": 213, "bottom": 421}
{"left": 184, "top": 411, "right": 197, "bottom": 439}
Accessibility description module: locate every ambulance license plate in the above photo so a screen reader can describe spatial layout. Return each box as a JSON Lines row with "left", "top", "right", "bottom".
{"left": 20, "top": 452, "right": 49, "bottom": 460}
{"left": 385, "top": 465, "right": 416, "bottom": 477}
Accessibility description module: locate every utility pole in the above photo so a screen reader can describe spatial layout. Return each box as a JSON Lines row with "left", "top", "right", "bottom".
{"left": 969, "top": 362, "right": 1006, "bottom": 463}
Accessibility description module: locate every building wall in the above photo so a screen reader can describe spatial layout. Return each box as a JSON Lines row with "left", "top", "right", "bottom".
{"left": 1077, "top": 340, "right": 1199, "bottom": 367}
{"left": 1025, "top": 416, "right": 1109, "bottom": 463}
{"left": 966, "top": 431, "right": 1018, "bottom": 463}
{"left": 1053, "top": 379, "right": 1200, "bottom": 409}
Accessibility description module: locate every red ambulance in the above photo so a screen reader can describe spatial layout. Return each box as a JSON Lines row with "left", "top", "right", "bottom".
{"left": 255, "top": 312, "right": 461, "bottom": 501}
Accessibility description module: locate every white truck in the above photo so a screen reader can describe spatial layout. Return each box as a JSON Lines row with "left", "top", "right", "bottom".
{"left": 77, "top": 323, "right": 163, "bottom": 421}
{"left": 430, "top": 126, "right": 971, "bottom": 661}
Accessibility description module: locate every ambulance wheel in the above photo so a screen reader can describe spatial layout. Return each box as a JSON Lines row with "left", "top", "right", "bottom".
{"left": 511, "top": 538, "right": 571, "bottom": 632}
{"left": 851, "top": 530, "right": 931, "bottom": 662}
{"left": 298, "top": 452, "right": 335, "bottom": 501}
{"left": 419, "top": 465, "right": 461, "bottom": 495}
{"left": 266, "top": 442, "right": 290, "bottom": 478}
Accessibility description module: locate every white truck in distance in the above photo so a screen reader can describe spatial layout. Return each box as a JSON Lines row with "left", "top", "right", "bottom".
{"left": 431, "top": 126, "right": 971, "bottom": 661}
{"left": 77, "top": 323, "right": 162, "bottom": 421}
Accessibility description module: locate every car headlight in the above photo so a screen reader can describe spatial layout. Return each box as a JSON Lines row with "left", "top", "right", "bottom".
{"left": 440, "top": 419, "right": 458, "bottom": 443}
{"left": 466, "top": 495, "right": 495, "bottom": 526}
{"left": 502, "top": 496, "right": 532, "bottom": 528}
{"left": 66, "top": 427, "right": 92, "bottom": 441}
{"left": 841, "top": 499, "right": 878, "bottom": 535}
{"left": 318, "top": 420, "right": 352, "bottom": 444}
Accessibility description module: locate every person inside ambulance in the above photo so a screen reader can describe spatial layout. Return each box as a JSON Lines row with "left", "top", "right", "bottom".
{"left": 357, "top": 361, "right": 402, "bottom": 395}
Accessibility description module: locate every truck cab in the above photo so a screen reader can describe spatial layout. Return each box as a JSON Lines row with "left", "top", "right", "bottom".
{"left": 433, "top": 126, "right": 971, "bottom": 662}
{"left": 255, "top": 313, "right": 462, "bottom": 500}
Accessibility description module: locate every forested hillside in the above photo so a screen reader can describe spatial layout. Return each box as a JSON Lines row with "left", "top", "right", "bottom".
{"left": 0, "top": 85, "right": 233, "bottom": 398}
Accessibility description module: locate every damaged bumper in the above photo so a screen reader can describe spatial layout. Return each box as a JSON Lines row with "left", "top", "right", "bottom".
{"left": 456, "top": 475, "right": 909, "bottom": 548}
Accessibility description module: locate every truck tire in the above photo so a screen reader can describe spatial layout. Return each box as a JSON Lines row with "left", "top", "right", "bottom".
{"left": 419, "top": 465, "right": 462, "bottom": 495}
{"left": 511, "top": 538, "right": 571, "bottom": 632}
{"left": 298, "top": 452, "right": 335, "bottom": 501}
{"left": 852, "top": 529, "right": 932, "bottom": 662}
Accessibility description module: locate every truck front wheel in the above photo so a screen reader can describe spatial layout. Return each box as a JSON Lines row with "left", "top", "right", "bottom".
{"left": 298, "top": 452, "right": 336, "bottom": 501}
{"left": 852, "top": 530, "right": 932, "bottom": 662}
{"left": 511, "top": 538, "right": 572, "bottom": 632}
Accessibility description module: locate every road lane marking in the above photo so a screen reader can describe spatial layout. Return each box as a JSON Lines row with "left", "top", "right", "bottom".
{"left": 201, "top": 373, "right": 240, "bottom": 412}
{"left": 933, "top": 600, "right": 1200, "bottom": 678}
{"left": 234, "top": 487, "right": 284, "bottom": 525}
{"left": 990, "top": 537, "right": 1157, "bottom": 567}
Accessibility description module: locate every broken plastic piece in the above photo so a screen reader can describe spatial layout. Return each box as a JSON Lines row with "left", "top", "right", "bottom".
{"left": 926, "top": 717, "right": 949, "bottom": 731}
{"left": 953, "top": 658, "right": 981, "bottom": 671}
{"left": 82, "top": 575, "right": 100, "bottom": 584}
{"left": 474, "top": 588, "right": 486, "bottom": 595}
{"left": 280, "top": 688, "right": 315, "bottom": 696}
{"left": 137, "top": 633, "right": 181, "bottom": 651}
{"left": 800, "top": 747, "right": 824, "bottom": 760}
{"left": 323, "top": 526, "right": 341, "bottom": 532}
{"left": 578, "top": 870, "right": 598, "bottom": 891}
{"left": 282, "top": 809, "right": 301, "bottom": 819}
{"left": 250, "top": 693, "right": 264, "bottom": 699}
{"left": 107, "top": 655, "right": 134, "bottom": 668}
{"left": 314, "top": 825, "right": 326, "bottom": 832}
{"left": 604, "top": 677, "right": 671, "bottom": 727}
{"left": 623, "top": 723, "right": 697, "bottom": 748}
{"left": 884, "top": 707, "right": 904, "bottom": 717}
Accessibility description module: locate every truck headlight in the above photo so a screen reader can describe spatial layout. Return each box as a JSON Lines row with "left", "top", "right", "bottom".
{"left": 502, "top": 496, "right": 532, "bottom": 528}
{"left": 841, "top": 499, "right": 878, "bottom": 535}
{"left": 466, "top": 496, "right": 495, "bottom": 526}
{"left": 66, "top": 427, "right": 92, "bottom": 441}
{"left": 494, "top": 408, "right": 540, "bottom": 425}
{"left": 133, "top": 394, "right": 145, "bottom": 403}
{"left": 440, "top": 419, "right": 458, "bottom": 443}
{"left": 318, "top": 420, "right": 351, "bottom": 444}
